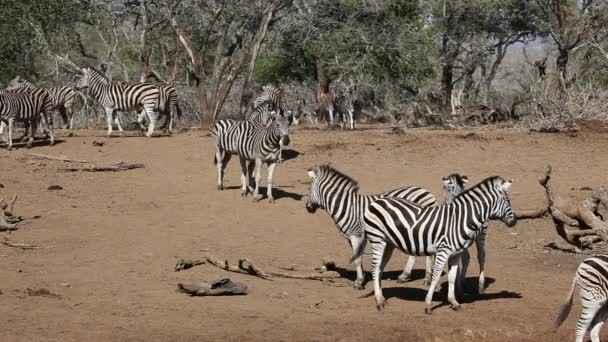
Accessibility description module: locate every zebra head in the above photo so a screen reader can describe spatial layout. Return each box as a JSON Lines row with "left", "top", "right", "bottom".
{"left": 272, "top": 115, "right": 290, "bottom": 146}
{"left": 305, "top": 166, "right": 323, "bottom": 213}
{"left": 442, "top": 173, "right": 468, "bottom": 205}
{"left": 75, "top": 67, "right": 97, "bottom": 90}
{"left": 489, "top": 177, "right": 517, "bottom": 227}
{"left": 5, "top": 76, "right": 27, "bottom": 91}
{"left": 305, "top": 164, "right": 360, "bottom": 214}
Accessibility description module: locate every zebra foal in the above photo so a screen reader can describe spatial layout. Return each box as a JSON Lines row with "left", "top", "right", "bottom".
{"left": 556, "top": 255, "right": 608, "bottom": 342}
{"left": 76, "top": 67, "right": 160, "bottom": 137}
{"left": 212, "top": 115, "right": 290, "bottom": 203}
{"left": 305, "top": 165, "right": 437, "bottom": 289}
{"left": 358, "top": 176, "right": 516, "bottom": 313}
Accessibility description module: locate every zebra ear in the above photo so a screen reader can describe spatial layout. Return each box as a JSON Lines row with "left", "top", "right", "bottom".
{"left": 500, "top": 180, "right": 512, "bottom": 191}
{"left": 307, "top": 168, "right": 316, "bottom": 179}
{"left": 461, "top": 175, "right": 468, "bottom": 184}
{"left": 442, "top": 177, "right": 451, "bottom": 185}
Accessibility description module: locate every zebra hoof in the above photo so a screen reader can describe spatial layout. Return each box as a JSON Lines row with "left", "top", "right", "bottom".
{"left": 67, "top": 132, "right": 74, "bottom": 137}
{"left": 241, "top": 192, "right": 248, "bottom": 197}
{"left": 217, "top": 185, "right": 224, "bottom": 191}
{"left": 424, "top": 308, "right": 433, "bottom": 315}
{"left": 268, "top": 198, "right": 275, "bottom": 204}
{"left": 450, "top": 304, "right": 462, "bottom": 311}
{"left": 253, "top": 195, "right": 263, "bottom": 202}
{"left": 478, "top": 286, "right": 486, "bottom": 295}
{"left": 353, "top": 282, "right": 364, "bottom": 290}
{"left": 396, "top": 274, "right": 411, "bottom": 283}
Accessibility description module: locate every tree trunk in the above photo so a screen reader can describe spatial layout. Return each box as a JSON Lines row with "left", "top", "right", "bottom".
{"left": 315, "top": 60, "right": 329, "bottom": 101}
{"left": 556, "top": 46, "right": 569, "bottom": 91}
{"left": 441, "top": 60, "right": 454, "bottom": 114}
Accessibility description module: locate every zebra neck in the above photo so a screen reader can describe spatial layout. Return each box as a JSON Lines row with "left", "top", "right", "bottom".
{"left": 266, "top": 126, "right": 282, "bottom": 145}
{"left": 452, "top": 195, "right": 492, "bottom": 236}
{"left": 324, "top": 190, "right": 358, "bottom": 219}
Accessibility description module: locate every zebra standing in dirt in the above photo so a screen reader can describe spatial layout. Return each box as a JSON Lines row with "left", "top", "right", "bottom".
{"left": 134, "top": 84, "right": 182, "bottom": 134}
{"left": 334, "top": 91, "right": 356, "bottom": 129}
{"left": 0, "top": 89, "right": 54, "bottom": 149}
{"left": 305, "top": 164, "right": 437, "bottom": 289}
{"left": 212, "top": 115, "right": 290, "bottom": 203}
{"left": 6, "top": 76, "right": 76, "bottom": 131}
{"left": 75, "top": 67, "right": 160, "bottom": 137}
{"left": 358, "top": 176, "right": 516, "bottom": 313}
{"left": 556, "top": 255, "right": 608, "bottom": 342}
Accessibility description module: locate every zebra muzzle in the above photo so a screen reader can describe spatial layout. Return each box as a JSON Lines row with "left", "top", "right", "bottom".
{"left": 281, "top": 135, "right": 291, "bottom": 146}
{"left": 305, "top": 201, "right": 317, "bottom": 213}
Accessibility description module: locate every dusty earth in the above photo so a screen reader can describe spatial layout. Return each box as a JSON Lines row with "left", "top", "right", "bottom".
{"left": 1, "top": 123, "right": 607, "bottom": 342}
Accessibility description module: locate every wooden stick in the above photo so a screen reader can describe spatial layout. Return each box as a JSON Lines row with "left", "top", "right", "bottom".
{"left": 62, "top": 162, "right": 145, "bottom": 172}
{"left": 516, "top": 208, "right": 548, "bottom": 219}
{"left": 2, "top": 237, "right": 38, "bottom": 250}
{"left": 26, "top": 152, "right": 92, "bottom": 164}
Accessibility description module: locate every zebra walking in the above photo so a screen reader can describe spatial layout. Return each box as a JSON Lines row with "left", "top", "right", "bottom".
{"left": 0, "top": 89, "right": 54, "bottom": 149}
{"left": 556, "top": 255, "right": 608, "bottom": 342}
{"left": 211, "top": 115, "right": 290, "bottom": 202}
{"left": 75, "top": 67, "right": 160, "bottom": 137}
{"left": 305, "top": 164, "right": 437, "bottom": 289}
{"left": 6, "top": 76, "right": 76, "bottom": 131}
{"left": 357, "top": 176, "right": 516, "bottom": 313}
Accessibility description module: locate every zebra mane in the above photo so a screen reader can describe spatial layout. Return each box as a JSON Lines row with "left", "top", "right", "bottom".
{"left": 85, "top": 67, "right": 108, "bottom": 80}
{"left": 457, "top": 176, "right": 507, "bottom": 197}
{"left": 314, "top": 164, "right": 360, "bottom": 192}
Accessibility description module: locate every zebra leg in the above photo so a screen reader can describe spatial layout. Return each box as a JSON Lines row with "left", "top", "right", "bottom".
{"left": 115, "top": 112, "right": 125, "bottom": 136}
{"left": 266, "top": 161, "right": 277, "bottom": 203}
{"left": 576, "top": 300, "right": 605, "bottom": 342}
{"left": 277, "top": 138, "right": 284, "bottom": 164}
{"left": 350, "top": 235, "right": 367, "bottom": 290}
{"left": 447, "top": 254, "right": 462, "bottom": 311}
{"left": 7, "top": 118, "right": 14, "bottom": 150}
{"left": 136, "top": 110, "right": 147, "bottom": 132}
{"left": 477, "top": 226, "right": 487, "bottom": 294}
{"left": 589, "top": 303, "right": 608, "bottom": 342}
{"left": 239, "top": 156, "right": 249, "bottom": 197}
{"left": 42, "top": 113, "right": 55, "bottom": 146}
{"left": 247, "top": 160, "right": 255, "bottom": 194}
{"left": 25, "top": 117, "right": 38, "bottom": 148}
{"left": 0, "top": 121, "right": 5, "bottom": 144}
{"left": 252, "top": 158, "right": 264, "bottom": 202}
{"left": 458, "top": 249, "right": 471, "bottom": 295}
{"left": 424, "top": 256, "right": 434, "bottom": 286}
{"left": 105, "top": 107, "right": 114, "bottom": 137}
{"left": 370, "top": 239, "right": 392, "bottom": 311}
{"left": 349, "top": 110, "right": 355, "bottom": 129}
{"left": 425, "top": 250, "right": 450, "bottom": 314}
{"left": 145, "top": 110, "right": 157, "bottom": 137}
{"left": 215, "top": 147, "right": 227, "bottom": 191}
{"left": 328, "top": 109, "right": 334, "bottom": 127}
{"left": 397, "top": 256, "right": 416, "bottom": 283}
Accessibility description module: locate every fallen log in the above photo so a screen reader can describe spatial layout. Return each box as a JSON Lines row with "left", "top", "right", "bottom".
{"left": 2, "top": 237, "right": 38, "bottom": 250}
{"left": 62, "top": 162, "right": 144, "bottom": 172}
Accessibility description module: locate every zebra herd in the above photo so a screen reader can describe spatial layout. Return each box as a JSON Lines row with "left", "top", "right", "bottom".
{"left": 0, "top": 67, "right": 182, "bottom": 149}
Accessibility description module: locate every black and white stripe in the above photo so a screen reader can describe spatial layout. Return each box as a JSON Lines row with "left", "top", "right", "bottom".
{"left": 76, "top": 67, "right": 159, "bottom": 137}
{"left": 305, "top": 165, "right": 437, "bottom": 289}
{"left": 254, "top": 85, "right": 291, "bottom": 121}
{"left": 556, "top": 255, "right": 608, "bottom": 342}
{"left": 334, "top": 92, "right": 356, "bottom": 129}
{"left": 0, "top": 89, "right": 54, "bottom": 149}
{"left": 7, "top": 76, "right": 76, "bottom": 131}
{"left": 211, "top": 115, "right": 290, "bottom": 202}
{"left": 358, "top": 176, "right": 516, "bottom": 313}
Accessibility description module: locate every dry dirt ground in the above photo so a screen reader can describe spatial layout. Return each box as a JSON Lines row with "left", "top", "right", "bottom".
{"left": 1, "top": 124, "right": 607, "bottom": 342}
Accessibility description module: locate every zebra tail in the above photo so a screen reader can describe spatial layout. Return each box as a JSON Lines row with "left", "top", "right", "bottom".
{"left": 555, "top": 275, "right": 577, "bottom": 329}
{"left": 350, "top": 233, "right": 367, "bottom": 264}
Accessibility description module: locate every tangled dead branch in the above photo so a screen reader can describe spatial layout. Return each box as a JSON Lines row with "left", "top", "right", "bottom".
{"left": 25, "top": 153, "right": 144, "bottom": 172}
{"left": 539, "top": 165, "right": 608, "bottom": 249}
{"left": 175, "top": 255, "right": 342, "bottom": 282}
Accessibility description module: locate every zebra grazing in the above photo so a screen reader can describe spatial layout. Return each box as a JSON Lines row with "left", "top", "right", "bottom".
{"left": 7, "top": 76, "right": 76, "bottom": 131}
{"left": 399, "top": 173, "right": 470, "bottom": 286}
{"left": 305, "top": 165, "right": 437, "bottom": 289}
{"left": 358, "top": 176, "right": 516, "bottom": 313}
{"left": 211, "top": 115, "right": 290, "bottom": 203}
{"left": 0, "top": 89, "right": 54, "bottom": 149}
{"left": 76, "top": 67, "right": 160, "bottom": 137}
{"left": 557, "top": 255, "right": 608, "bottom": 342}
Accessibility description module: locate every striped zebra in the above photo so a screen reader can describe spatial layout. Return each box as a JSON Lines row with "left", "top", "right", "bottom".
{"left": 0, "top": 89, "right": 54, "bottom": 149}
{"left": 305, "top": 165, "right": 437, "bottom": 289}
{"left": 317, "top": 92, "right": 335, "bottom": 126}
{"left": 6, "top": 76, "right": 76, "bottom": 131}
{"left": 75, "top": 67, "right": 160, "bottom": 137}
{"left": 211, "top": 115, "right": 290, "bottom": 202}
{"left": 334, "top": 92, "right": 356, "bottom": 129}
{"left": 556, "top": 255, "right": 608, "bottom": 342}
{"left": 399, "top": 173, "right": 469, "bottom": 286}
{"left": 357, "top": 176, "right": 516, "bottom": 313}
{"left": 134, "top": 84, "right": 182, "bottom": 134}
{"left": 254, "top": 85, "right": 291, "bottom": 121}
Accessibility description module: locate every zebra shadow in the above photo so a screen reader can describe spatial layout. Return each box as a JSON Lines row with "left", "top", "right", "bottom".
{"left": 381, "top": 277, "right": 522, "bottom": 310}
{"left": 2, "top": 138, "right": 66, "bottom": 149}
{"left": 281, "top": 149, "right": 300, "bottom": 162}
{"left": 221, "top": 186, "right": 303, "bottom": 201}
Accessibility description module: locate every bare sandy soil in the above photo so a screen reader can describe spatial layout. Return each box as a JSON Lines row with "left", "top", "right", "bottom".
{"left": 1, "top": 124, "right": 607, "bottom": 341}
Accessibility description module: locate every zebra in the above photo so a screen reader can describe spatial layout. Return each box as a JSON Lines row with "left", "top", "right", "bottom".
{"left": 0, "top": 89, "right": 54, "bottom": 149}
{"left": 6, "top": 76, "right": 76, "bottom": 132}
{"left": 317, "top": 92, "right": 335, "bottom": 126}
{"left": 556, "top": 255, "right": 608, "bottom": 342}
{"left": 399, "top": 173, "right": 470, "bottom": 286}
{"left": 134, "top": 84, "right": 182, "bottom": 134}
{"left": 334, "top": 91, "right": 356, "bottom": 129}
{"left": 253, "top": 85, "right": 291, "bottom": 121}
{"left": 305, "top": 164, "right": 437, "bottom": 289}
{"left": 211, "top": 115, "right": 290, "bottom": 203}
{"left": 357, "top": 176, "right": 516, "bottom": 313}
{"left": 75, "top": 67, "right": 160, "bottom": 137}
